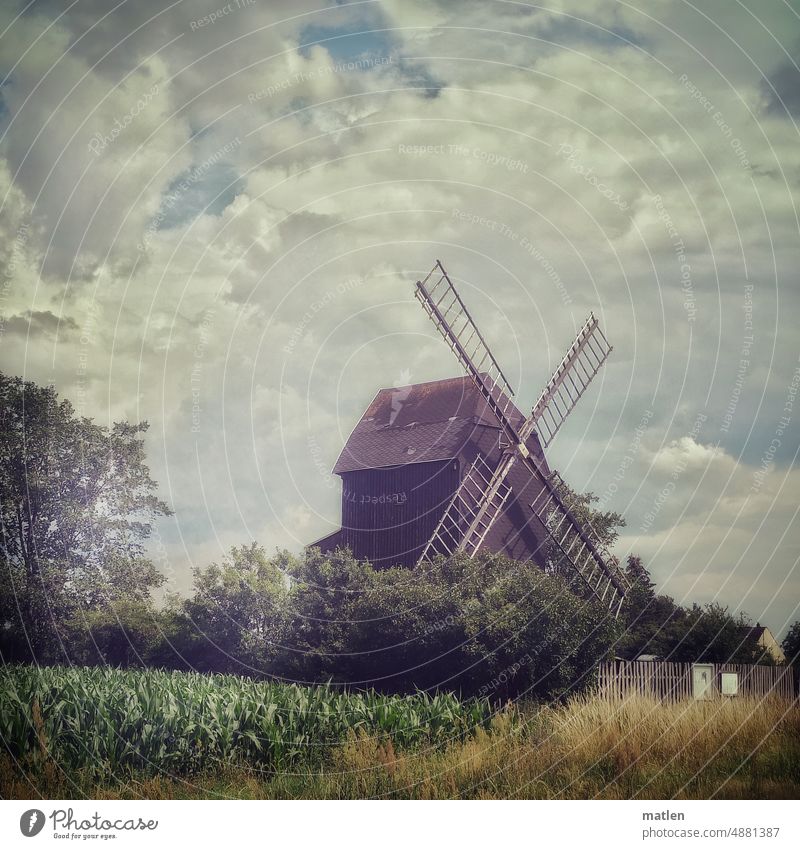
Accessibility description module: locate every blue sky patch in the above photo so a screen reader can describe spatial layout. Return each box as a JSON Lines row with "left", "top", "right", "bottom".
{"left": 156, "top": 161, "right": 242, "bottom": 230}
{"left": 298, "top": 23, "right": 395, "bottom": 63}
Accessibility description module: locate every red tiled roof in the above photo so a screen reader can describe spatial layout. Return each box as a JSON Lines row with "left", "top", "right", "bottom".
{"left": 332, "top": 375, "right": 528, "bottom": 474}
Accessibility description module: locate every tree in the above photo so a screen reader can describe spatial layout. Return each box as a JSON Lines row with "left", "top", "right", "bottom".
{"left": 661, "top": 603, "right": 764, "bottom": 664}
{"left": 276, "top": 548, "right": 619, "bottom": 699}
{"left": 617, "top": 555, "right": 682, "bottom": 659}
{"left": 459, "top": 553, "right": 620, "bottom": 700}
{"left": 0, "top": 373, "right": 171, "bottom": 662}
{"left": 178, "top": 543, "right": 289, "bottom": 674}
{"left": 63, "top": 599, "right": 170, "bottom": 668}
{"left": 783, "top": 622, "right": 800, "bottom": 697}
{"left": 170, "top": 543, "right": 619, "bottom": 699}
{"left": 278, "top": 546, "right": 376, "bottom": 683}
{"left": 782, "top": 621, "right": 800, "bottom": 669}
{"left": 614, "top": 557, "right": 765, "bottom": 663}
{"left": 341, "top": 552, "right": 488, "bottom": 693}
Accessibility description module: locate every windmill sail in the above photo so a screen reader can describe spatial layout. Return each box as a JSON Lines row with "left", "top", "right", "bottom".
{"left": 415, "top": 260, "right": 627, "bottom": 614}
{"left": 415, "top": 261, "right": 519, "bottom": 436}
{"left": 519, "top": 313, "right": 612, "bottom": 447}
{"left": 418, "top": 454, "right": 513, "bottom": 562}
{"left": 529, "top": 473, "right": 628, "bottom": 615}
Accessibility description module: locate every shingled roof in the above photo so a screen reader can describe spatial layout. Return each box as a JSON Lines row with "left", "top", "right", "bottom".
{"left": 332, "top": 375, "right": 529, "bottom": 474}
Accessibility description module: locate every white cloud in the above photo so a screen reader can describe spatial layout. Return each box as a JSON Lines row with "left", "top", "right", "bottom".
{"left": 648, "top": 435, "right": 725, "bottom": 474}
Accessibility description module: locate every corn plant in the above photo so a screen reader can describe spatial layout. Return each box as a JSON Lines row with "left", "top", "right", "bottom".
{"left": 0, "top": 665, "right": 491, "bottom": 778}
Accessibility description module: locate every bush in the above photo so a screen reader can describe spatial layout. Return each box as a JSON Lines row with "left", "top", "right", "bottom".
{"left": 174, "top": 546, "right": 620, "bottom": 700}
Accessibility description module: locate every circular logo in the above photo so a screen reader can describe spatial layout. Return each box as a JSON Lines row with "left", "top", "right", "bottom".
{"left": 20, "top": 810, "right": 46, "bottom": 837}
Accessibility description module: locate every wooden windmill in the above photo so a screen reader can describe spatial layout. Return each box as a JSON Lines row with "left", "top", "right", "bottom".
{"left": 314, "top": 260, "right": 629, "bottom": 615}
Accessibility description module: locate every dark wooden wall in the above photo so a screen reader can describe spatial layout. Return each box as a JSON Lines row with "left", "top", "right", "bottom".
{"left": 318, "top": 424, "right": 553, "bottom": 569}
{"left": 338, "top": 459, "right": 460, "bottom": 567}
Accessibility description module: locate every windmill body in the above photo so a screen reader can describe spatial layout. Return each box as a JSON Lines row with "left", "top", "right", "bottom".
{"left": 312, "top": 260, "right": 629, "bottom": 614}
{"left": 315, "top": 374, "right": 551, "bottom": 568}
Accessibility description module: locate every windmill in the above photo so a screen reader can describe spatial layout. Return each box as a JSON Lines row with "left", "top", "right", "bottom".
{"left": 313, "top": 260, "right": 629, "bottom": 615}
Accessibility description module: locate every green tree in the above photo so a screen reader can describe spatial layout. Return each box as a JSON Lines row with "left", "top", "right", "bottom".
{"left": 278, "top": 546, "right": 376, "bottom": 683}
{"left": 662, "top": 602, "right": 764, "bottom": 664}
{"left": 781, "top": 621, "right": 800, "bottom": 669}
{"left": 166, "top": 543, "right": 621, "bottom": 697}
{"left": 179, "top": 543, "right": 289, "bottom": 674}
{"left": 343, "top": 552, "right": 490, "bottom": 693}
{"left": 783, "top": 622, "right": 800, "bottom": 697}
{"left": 460, "top": 553, "right": 620, "bottom": 700}
{"left": 63, "top": 599, "right": 170, "bottom": 668}
{"left": 613, "top": 556, "right": 765, "bottom": 664}
{"left": 0, "top": 373, "right": 171, "bottom": 662}
{"left": 283, "top": 548, "right": 619, "bottom": 700}
{"left": 617, "top": 555, "right": 682, "bottom": 659}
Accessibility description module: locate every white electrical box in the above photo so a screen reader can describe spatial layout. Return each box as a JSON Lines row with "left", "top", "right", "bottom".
{"left": 721, "top": 672, "right": 739, "bottom": 696}
{"left": 692, "top": 664, "right": 714, "bottom": 700}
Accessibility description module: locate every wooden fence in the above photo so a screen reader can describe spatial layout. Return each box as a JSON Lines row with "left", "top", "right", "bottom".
{"left": 597, "top": 659, "right": 795, "bottom": 703}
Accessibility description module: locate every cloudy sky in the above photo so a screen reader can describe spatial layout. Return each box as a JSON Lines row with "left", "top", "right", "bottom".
{"left": 1, "top": 0, "right": 798, "bottom": 635}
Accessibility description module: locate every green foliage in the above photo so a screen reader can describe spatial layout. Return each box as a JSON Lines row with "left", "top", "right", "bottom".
{"left": 783, "top": 621, "right": 800, "bottom": 669}
{"left": 177, "top": 543, "right": 289, "bottom": 674}
{"left": 617, "top": 556, "right": 765, "bottom": 664}
{"left": 662, "top": 603, "right": 767, "bottom": 664}
{"left": 279, "top": 547, "right": 377, "bottom": 683}
{"left": 0, "top": 373, "right": 171, "bottom": 663}
{"left": 617, "top": 554, "right": 684, "bottom": 659}
{"left": 0, "top": 665, "right": 491, "bottom": 779}
{"left": 344, "top": 550, "right": 620, "bottom": 700}
{"left": 0, "top": 372, "right": 774, "bottom": 696}
{"left": 63, "top": 600, "right": 170, "bottom": 668}
{"left": 165, "top": 543, "right": 768, "bottom": 696}
{"left": 461, "top": 554, "right": 619, "bottom": 699}
{"left": 6, "top": 690, "right": 798, "bottom": 800}
{"left": 168, "top": 545, "right": 621, "bottom": 700}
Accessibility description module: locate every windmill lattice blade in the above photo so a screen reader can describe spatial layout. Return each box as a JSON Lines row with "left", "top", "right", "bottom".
{"left": 416, "top": 261, "right": 519, "bottom": 436}
{"left": 417, "top": 454, "right": 513, "bottom": 563}
{"left": 519, "top": 313, "right": 612, "bottom": 448}
{"left": 415, "top": 260, "right": 627, "bottom": 614}
{"left": 547, "top": 470, "right": 616, "bottom": 551}
{"left": 528, "top": 472, "right": 629, "bottom": 614}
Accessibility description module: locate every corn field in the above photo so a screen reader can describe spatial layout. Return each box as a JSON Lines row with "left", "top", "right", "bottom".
{"left": 0, "top": 665, "right": 491, "bottom": 777}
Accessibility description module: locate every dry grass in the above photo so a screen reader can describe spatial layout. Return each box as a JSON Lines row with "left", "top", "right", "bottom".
{"left": 4, "top": 695, "right": 798, "bottom": 800}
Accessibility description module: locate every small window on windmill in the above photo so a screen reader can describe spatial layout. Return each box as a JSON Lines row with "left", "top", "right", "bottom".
{"left": 692, "top": 664, "right": 714, "bottom": 700}
{"left": 721, "top": 672, "right": 739, "bottom": 696}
